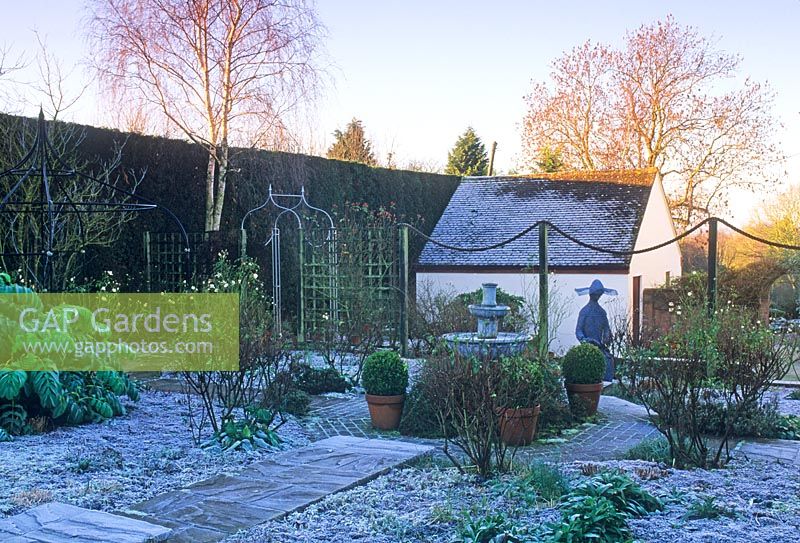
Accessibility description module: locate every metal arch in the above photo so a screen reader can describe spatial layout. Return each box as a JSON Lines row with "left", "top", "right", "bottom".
{"left": 241, "top": 185, "right": 338, "bottom": 339}
{"left": 0, "top": 110, "right": 191, "bottom": 290}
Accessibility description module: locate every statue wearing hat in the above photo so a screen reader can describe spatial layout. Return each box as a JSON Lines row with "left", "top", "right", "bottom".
{"left": 575, "top": 279, "right": 617, "bottom": 381}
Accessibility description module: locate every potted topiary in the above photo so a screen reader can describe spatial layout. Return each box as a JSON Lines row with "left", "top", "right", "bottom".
{"left": 362, "top": 351, "right": 409, "bottom": 430}
{"left": 497, "top": 354, "right": 545, "bottom": 446}
{"left": 562, "top": 343, "right": 605, "bottom": 417}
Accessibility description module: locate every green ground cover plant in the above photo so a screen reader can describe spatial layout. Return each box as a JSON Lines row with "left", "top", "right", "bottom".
{"left": 623, "top": 437, "right": 673, "bottom": 463}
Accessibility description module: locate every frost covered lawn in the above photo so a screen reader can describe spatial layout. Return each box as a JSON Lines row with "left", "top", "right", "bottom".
{"left": 0, "top": 390, "right": 309, "bottom": 517}
{"left": 223, "top": 458, "right": 800, "bottom": 543}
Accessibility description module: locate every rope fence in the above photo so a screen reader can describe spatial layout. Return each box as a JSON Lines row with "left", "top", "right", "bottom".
{"left": 398, "top": 217, "right": 800, "bottom": 256}
{"left": 395, "top": 216, "right": 800, "bottom": 356}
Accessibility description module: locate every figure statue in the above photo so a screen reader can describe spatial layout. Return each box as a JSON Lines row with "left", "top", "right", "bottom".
{"left": 575, "top": 279, "right": 618, "bottom": 381}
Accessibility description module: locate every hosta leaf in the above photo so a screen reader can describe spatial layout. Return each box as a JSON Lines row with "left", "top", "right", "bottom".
{"left": 105, "top": 394, "right": 126, "bottom": 416}
{"left": 88, "top": 397, "right": 114, "bottom": 419}
{"left": 126, "top": 379, "right": 140, "bottom": 401}
{"left": 64, "top": 399, "right": 85, "bottom": 425}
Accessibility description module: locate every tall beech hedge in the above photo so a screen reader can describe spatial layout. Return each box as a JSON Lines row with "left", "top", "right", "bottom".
{"left": 0, "top": 114, "right": 459, "bottom": 309}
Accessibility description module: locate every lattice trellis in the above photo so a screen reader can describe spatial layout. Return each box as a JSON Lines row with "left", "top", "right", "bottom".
{"left": 144, "top": 231, "right": 206, "bottom": 292}
{"left": 303, "top": 224, "right": 400, "bottom": 345}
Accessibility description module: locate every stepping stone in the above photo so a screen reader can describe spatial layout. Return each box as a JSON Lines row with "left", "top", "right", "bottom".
{"left": 119, "top": 436, "right": 432, "bottom": 542}
{"left": 0, "top": 502, "right": 170, "bottom": 542}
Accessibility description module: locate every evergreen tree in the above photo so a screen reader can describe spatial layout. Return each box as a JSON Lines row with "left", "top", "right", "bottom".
{"left": 445, "top": 127, "right": 488, "bottom": 176}
{"left": 536, "top": 146, "right": 566, "bottom": 172}
{"left": 327, "top": 118, "right": 377, "bottom": 166}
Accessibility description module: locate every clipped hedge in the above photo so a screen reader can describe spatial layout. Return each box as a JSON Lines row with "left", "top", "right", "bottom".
{"left": 0, "top": 114, "right": 460, "bottom": 304}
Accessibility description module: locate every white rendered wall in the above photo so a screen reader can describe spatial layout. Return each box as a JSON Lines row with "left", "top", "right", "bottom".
{"left": 628, "top": 175, "right": 683, "bottom": 322}
{"left": 415, "top": 271, "right": 630, "bottom": 354}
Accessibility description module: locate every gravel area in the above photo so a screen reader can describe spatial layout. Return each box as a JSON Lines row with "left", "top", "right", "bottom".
{"left": 0, "top": 390, "right": 309, "bottom": 517}
{"left": 223, "top": 457, "right": 800, "bottom": 543}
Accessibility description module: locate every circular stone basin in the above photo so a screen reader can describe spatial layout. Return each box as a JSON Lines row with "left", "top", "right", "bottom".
{"left": 442, "top": 332, "right": 532, "bottom": 358}
{"left": 467, "top": 304, "right": 511, "bottom": 319}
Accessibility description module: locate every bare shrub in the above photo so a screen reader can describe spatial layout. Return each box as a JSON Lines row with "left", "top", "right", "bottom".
{"left": 620, "top": 299, "right": 798, "bottom": 468}
{"left": 427, "top": 349, "right": 509, "bottom": 478}
{"left": 182, "top": 255, "right": 295, "bottom": 447}
{"left": 423, "top": 347, "right": 554, "bottom": 478}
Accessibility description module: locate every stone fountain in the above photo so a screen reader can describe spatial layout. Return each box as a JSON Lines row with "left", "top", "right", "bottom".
{"left": 443, "top": 283, "right": 532, "bottom": 358}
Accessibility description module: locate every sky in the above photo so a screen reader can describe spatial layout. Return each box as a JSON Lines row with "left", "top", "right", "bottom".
{"left": 2, "top": 0, "right": 800, "bottom": 224}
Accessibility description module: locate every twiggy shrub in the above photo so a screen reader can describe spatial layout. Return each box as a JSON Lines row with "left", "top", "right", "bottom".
{"left": 428, "top": 350, "right": 507, "bottom": 477}
{"left": 620, "top": 300, "right": 798, "bottom": 468}
{"left": 183, "top": 255, "right": 294, "bottom": 450}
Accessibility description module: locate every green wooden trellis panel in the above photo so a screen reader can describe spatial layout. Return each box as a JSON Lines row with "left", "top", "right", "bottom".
{"left": 302, "top": 223, "right": 400, "bottom": 346}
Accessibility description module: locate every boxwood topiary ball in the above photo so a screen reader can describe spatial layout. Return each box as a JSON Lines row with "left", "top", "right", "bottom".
{"left": 362, "top": 351, "right": 408, "bottom": 396}
{"left": 562, "top": 344, "right": 605, "bottom": 384}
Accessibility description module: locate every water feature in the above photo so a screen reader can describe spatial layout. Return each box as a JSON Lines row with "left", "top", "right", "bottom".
{"left": 442, "top": 282, "right": 532, "bottom": 358}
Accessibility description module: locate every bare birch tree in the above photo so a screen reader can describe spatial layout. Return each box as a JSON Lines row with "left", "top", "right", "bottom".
{"left": 89, "top": 0, "right": 325, "bottom": 231}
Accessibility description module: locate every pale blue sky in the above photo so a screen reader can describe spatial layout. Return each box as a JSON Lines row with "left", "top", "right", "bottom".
{"left": 3, "top": 1, "right": 800, "bottom": 221}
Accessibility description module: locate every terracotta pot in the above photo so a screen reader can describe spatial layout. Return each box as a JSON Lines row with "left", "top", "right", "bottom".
{"left": 565, "top": 382, "right": 603, "bottom": 417}
{"left": 365, "top": 394, "right": 405, "bottom": 430}
{"left": 498, "top": 404, "right": 541, "bottom": 446}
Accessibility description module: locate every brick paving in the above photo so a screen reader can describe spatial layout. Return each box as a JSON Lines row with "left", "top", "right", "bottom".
{"left": 304, "top": 393, "right": 660, "bottom": 461}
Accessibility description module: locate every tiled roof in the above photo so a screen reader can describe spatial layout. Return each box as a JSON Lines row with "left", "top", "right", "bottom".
{"left": 416, "top": 171, "right": 656, "bottom": 269}
{"left": 512, "top": 168, "right": 657, "bottom": 186}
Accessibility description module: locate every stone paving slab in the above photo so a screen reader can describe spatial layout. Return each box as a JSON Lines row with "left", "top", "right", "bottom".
{"left": 117, "top": 435, "right": 432, "bottom": 543}
{"left": 0, "top": 502, "right": 171, "bottom": 543}
{"left": 735, "top": 438, "right": 800, "bottom": 464}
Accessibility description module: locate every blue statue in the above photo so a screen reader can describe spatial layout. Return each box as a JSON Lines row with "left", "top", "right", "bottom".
{"left": 575, "top": 279, "right": 617, "bottom": 381}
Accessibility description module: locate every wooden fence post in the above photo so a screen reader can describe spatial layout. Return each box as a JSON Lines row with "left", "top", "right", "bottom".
{"left": 538, "top": 222, "right": 549, "bottom": 357}
{"left": 707, "top": 218, "right": 718, "bottom": 316}
{"left": 398, "top": 224, "right": 410, "bottom": 357}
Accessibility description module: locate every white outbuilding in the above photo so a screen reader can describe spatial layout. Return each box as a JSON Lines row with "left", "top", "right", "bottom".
{"left": 415, "top": 169, "right": 681, "bottom": 353}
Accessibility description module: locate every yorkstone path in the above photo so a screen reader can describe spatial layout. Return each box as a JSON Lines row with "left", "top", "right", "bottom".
{"left": 120, "top": 436, "right": 431, "bottom": 542}
{"left": 0, "top": 437, "right": 431, "bottom": 543}
{"left": 0, "top": 502, "right": 171, "bottom": 543}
